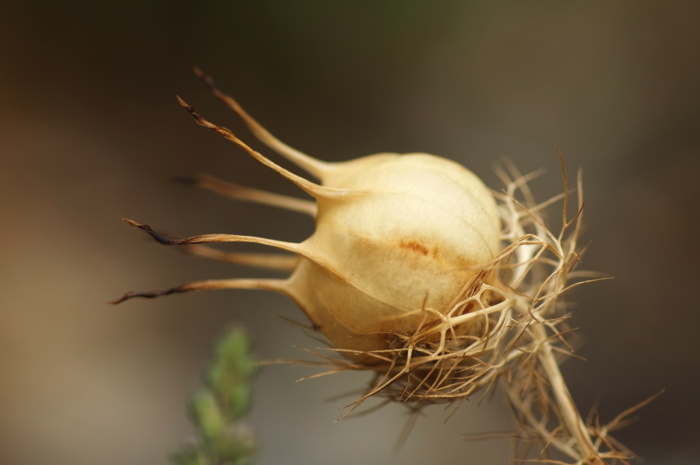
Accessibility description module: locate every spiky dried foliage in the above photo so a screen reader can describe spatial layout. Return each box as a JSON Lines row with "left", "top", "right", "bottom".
{"left": 284, "top": 161, "right": 653, "bottom": 465}
{"left": 113, "top": 70, "right": 652, "bottom": 465}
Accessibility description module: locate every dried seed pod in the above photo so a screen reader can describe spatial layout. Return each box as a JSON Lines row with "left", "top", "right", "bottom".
{"left": 115, "top": 88, "right": 501, "bottom": 360}
{"left": 114, "top": 72, "right": 648, "bottom": 464}
{"left": 284, "top": 152, "right": 501, "bottom": 356}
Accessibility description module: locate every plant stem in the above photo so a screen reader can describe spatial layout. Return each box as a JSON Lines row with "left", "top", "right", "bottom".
{"left": 533, "top": 323, "right": 603, "bottom": 464}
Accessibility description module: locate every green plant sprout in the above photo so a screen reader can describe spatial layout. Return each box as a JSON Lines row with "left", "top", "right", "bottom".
{"left": 170, "top": 328, "right": 256, "bottom": 465}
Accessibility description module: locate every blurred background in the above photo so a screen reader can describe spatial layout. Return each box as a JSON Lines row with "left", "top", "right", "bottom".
{"left": 1, "top": 1, "right": 698, "bottom": 464}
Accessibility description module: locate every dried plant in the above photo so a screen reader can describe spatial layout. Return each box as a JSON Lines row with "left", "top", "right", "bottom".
{"left": 113, "top": 70, "right": 653, "bottom": 464}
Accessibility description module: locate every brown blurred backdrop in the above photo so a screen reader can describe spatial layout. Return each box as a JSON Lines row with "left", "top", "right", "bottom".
{"left": 1, "top": 1, "right": 698, "bottom": 464}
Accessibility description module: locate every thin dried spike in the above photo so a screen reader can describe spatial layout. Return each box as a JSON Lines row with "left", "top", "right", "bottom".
{"left": 268, "top": 312, "right": 318, "bottom": 332}
{"left": 599, "top": 437, "right": 635, "bottom": 463}
{"left": 175, "top": 173, "right": 316, "bottom": 216}
{"left": 339, "top": 398, "right": 394, "bottom": 421}
{"left": 122, "top": 218, "right": 321, "bottom": 262}
{"left": 504, "top": 161, "right": 543, "bottom": 208}
{"left": 184, "top": 244, "right": 300, "bottom": 271}
{"left": 564, "top": 199, "right": 585, "bottom": 232}
{"left": 109, "top": 277, "right": 288, "bottom": 304}
{"left": 177, "top": 96, "right": 347, "bottom": 200}
{"left": 259, "top": 351, "right": 357, "bottom": 372}
{"left": 122, "top": 217, "right": 348, "bottom": 281}
{"left": 510, "top": 196, "right": 562, "bottom": 253}
{"left": 538, "top": 424, "right": 563, "bottom": 457}
{"left": 555, "top": 147, "right": 570, "bottom": 232}
{"left": 294, "top": 345, "right": 362, "bottom": 366}
{"left": 463, "top": 430, "right": 524, "bottom": 443}
{"left": 586, "top": 398, "right": 602, "bottom": 431}
{"left": 516, "top": 460, "right": 573, "bottom": 465}
{"left": 323, "top": 385, "right": 377, "bottom": 405}
{"left": 514, "top": 191, "right": 566, "bottom": 218}
{"left": 507, "top": 388, "right": 580, "bottom": 461}
{"left": 554, "top": 278, "right": 612, "bottom": 300}
{"left": 341, "top": 363, "right": 406, "bottom": 417}
{"left": 331, "top": 347, "right": 395, "bottom": 364}
{"left": 549, "top": 345, "right": 585, "bottom": 362}
{"left": 596, "top": 435, "right": 627, "bottom": 462}
{"left": 569, "top": 169, "right": 586, "bottom": 245}
{"left": 294, "top": 368, "right": 351, "bottom": 382}
{"left": 602, "top": 389, "right": 664, "bottom": 434}
{"left": 193, "top": 67, "right": 331, "bottom": 180}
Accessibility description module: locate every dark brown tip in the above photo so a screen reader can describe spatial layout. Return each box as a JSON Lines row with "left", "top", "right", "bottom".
{"left": 176, "top": 95, "right": 193, "bottom": 111}
{"left": 176, "top": 97, "right": 217, "bottom": 131}
{"left": 122, "top": 218, "right": 181, "bottom": 245}
{"left": 108, "top": 284, "right": 190, "bottom": 304}
{"left": 193, "top": 66, "right": 216, "bottom": 90}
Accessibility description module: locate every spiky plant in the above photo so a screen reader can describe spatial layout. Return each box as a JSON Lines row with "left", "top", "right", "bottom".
{"left": 113, "top": 70, "right": 654, "bottom": 464}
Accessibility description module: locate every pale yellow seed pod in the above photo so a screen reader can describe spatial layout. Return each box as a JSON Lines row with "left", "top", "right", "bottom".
{"left": 286, "top": 153, "right": 500, "bottom": 356}
{"left": 115, "top": 72, "right": 501, "bottom": 363}
{"left": 115, "top": 73, "right": 630, "bottom": 463}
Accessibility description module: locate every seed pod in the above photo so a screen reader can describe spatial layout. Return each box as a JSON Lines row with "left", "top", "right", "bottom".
{"left": 284, "top": 152, "right": 501, "bottom": 356}
{"left": 114, "top": 73, "right": 640, "bottom": 464}
{"left": 114, "top": 72, "right": 500, "bottom": 362}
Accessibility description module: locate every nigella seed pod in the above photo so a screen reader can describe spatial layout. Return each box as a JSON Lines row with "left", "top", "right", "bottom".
{"left": 114, "top": 71, "right": 645, "bottom": 464}
{"left": 113, "top": 71, "right": 501, "bottom": 362}
{"left": 284, "top": 152, "right": 501, "bottom": 357}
